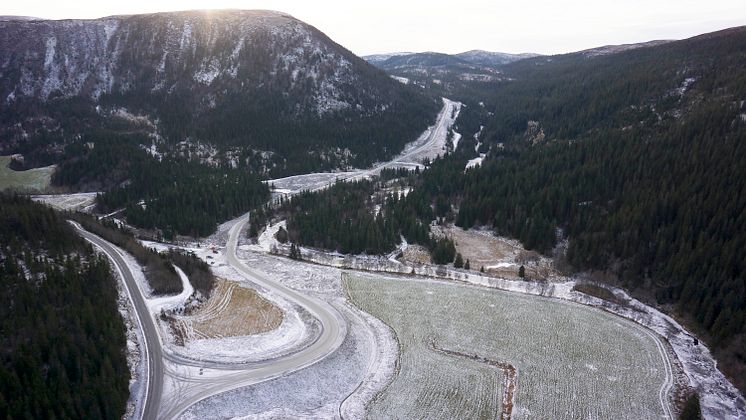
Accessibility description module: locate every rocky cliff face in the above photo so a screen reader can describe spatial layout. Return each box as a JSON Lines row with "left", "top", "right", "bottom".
{"left": 0, "top": 10, "right": 437, "bottom": 174}
{"left": 1, "top": 10, "right": 389, "bottom": 114}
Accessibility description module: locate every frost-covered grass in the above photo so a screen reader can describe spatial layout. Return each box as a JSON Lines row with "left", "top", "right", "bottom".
{"left": 31, "top": 192, "right": 97, "bottom": 211}
{"left": 346, "top": 275, "right": 674, "bottom": 420}
{"left": 0, "top": 156, "right": 54, "bottom": 192}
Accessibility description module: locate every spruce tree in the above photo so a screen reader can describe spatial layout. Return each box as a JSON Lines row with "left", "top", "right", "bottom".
{"left": 454, "top": 253, "right": 464, "bottom": 268}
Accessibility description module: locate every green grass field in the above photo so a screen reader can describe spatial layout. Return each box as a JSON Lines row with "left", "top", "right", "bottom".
{"left": 345, "top": 274, "right": 674, "bottom": 420}
{"left": 0, "top": 156, "right": 55, "bottom": 193}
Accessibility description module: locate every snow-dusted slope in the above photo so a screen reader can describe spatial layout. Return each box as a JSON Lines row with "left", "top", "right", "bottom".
{"left": 0, "top": 10, "right": 439, "bottom": 174}
{"left": 1, "top": 10, "right": 377, "bottom": 114}
{"left": 455, "top": 49, "right": 541, "bottom": 66}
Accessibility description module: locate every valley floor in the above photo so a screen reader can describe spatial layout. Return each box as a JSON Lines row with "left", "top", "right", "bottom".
{"left": 43, "top": 96, "right": 745, "bottom": 419}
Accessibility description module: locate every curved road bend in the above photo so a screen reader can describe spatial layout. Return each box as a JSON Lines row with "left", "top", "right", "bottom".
{"left": 73, "top": 224, "right": 164, "bottom": 420}
{"left": 225, "top": 214, "right": 345, "bottom": 374}
{"left": 157, "top": 215, "right": 346, "bottom": 419}
{"left": 74, "top": 220, "right": 346, "bottom": 419}
{"left": 68, "top": 100, "right": 457, "bottom": 418}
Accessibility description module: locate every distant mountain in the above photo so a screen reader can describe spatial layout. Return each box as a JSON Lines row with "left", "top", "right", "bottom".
{"left": 363, "top": 50, "right": 539, "bottom": 70}
{"left": 579, "top": 39, "right": 673, "bottom": 57}
{"left": 454, "top": 50, "right": 541, "bottom": 66}
{"left": 363, "top": 51, "right": 504, "bottom": 86}
{"left": 363, "top": 52, "right": 414, "bottom": 65}
{"left": 376, "top": 52, "right": 472, "bottom": 68}
{"left": 0, "top": 10, "right": 438, "bottom": 176}
{"left": 362, "top": 50, "right": 540, "bottom": 87}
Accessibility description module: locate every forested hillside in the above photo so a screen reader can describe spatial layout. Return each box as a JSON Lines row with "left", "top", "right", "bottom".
{"left": 265, "top": 176, "right": 457, "bottom": 263}
{"left": 0, "top": 10, "right": 439, "bottom": 176}
{"left": 0, "top": 194, "right": 129, "bottom": 418}
{"left": 397, "top": 26, "right": 746, "bottom": 390}
{"left": 53, "top": 132, "right": 270, "bottom": 238}
{"left": 0, "top": 10, "right": 440, "bottom": 238}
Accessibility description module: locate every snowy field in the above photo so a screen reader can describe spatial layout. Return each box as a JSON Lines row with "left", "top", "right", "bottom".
{"left": 0, "top": 155, "right": 55, "bottom": 192}
{"left": 31, "top": 192, "right": 98, "bottom": 211}
{"left": 346, "top": 274, "right": 675, "bottom": 420}
{"left": 175, "top": 251, "right": 398, "bottom": 418}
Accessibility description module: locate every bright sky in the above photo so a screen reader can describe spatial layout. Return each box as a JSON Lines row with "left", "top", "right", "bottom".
{"left": 2, "top": 0, "right": 745, "bottom": 55}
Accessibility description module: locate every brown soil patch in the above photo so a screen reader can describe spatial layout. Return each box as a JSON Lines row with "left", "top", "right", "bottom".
{"left": 440, "top": 225, "right": 558, "bottom": 280}
{"left": 174, "top": 279, "right": 283, "bottom": 342}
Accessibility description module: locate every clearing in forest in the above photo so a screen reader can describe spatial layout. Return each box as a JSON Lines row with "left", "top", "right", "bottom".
{"left": 438, "top": 225, "right": 557, "bottom": 279}
{"left": 0, "top": 156, "right": 55, "bottom": 192}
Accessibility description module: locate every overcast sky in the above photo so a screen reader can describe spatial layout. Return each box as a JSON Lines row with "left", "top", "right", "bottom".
{"left": 2, "top": 0, "right": 745, "bottom": 55}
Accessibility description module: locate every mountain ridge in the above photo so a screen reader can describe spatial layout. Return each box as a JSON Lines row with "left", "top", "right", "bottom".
{"left": 0, "top": 9, "right": 439, "bottom": 176}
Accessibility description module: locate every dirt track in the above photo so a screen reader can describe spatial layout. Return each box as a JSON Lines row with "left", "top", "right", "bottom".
{"left": 175, "top": 279, "right": 283, "bottom": 342}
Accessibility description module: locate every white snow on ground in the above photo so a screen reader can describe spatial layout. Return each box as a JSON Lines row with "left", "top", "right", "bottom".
{"left": 117, "top": 244, "right": 155, "bottom": 299}
{"left": 486, "top": 262, "right": 516, "bottom": 269}
{"left": 390, "top": 75, "right": 409, "bottom": 84}
{"left": 259, "top": 228, "right": 744, "bottom": 419}
{"left": 267, "top": 171, "right": 357, "bottom": 195}
{"left": 148, "top": 266, "right": 193, "bottom": 313}
{"left": 265, "top": 98, "right": 461, "bottom": 196}
{"left": 74, "top": 222, "right": 148, "bottom": 420}
{"left": 144, "top": 234, "right": 317, "bottom": 364}
{"left": 581, "top": 287, "right": 746, "bottom": 419}
{"left": 250, "top": 221, "right": 286, "bottom": 253}
{"left": 31, "top": 192, "right": 98, "bottom": 211}
{"left": 451, "top": 131, "right": 462, "bottom": 150}
{"left": 143, "top": 237, "right": 320, "bottom": 365}
{"left": 94, "top": 92, "right": 742, "bottom": 417}
{"left": 389, "top": 98, "right": 461, "bottom": 166}
{"left": 144, "top": 214, "right": 399, "bottom": 418}
{"left": 339, "top": 295, "right": 399, "bottom": 419}
{"left": 465, "top": 154, "right": 484, "bottom": 170}
{"left": 180, "top": 298, "right": 394, "bottom": 420}
{"left": 175, "top": 307, "right": 312, "bottom": 364}
{"left": 111, "top": 248, "right": 147, "bottom": 420}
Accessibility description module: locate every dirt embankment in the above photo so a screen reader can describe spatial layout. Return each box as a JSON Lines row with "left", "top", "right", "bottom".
{"left": 171, "top": 279, "right": 283, "bottom": 344}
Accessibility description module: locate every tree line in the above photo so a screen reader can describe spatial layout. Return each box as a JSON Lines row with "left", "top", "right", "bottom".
{"left": 53, "top": 133, "right": 271, "bottom": 238}
{"left": 269, "top": 178, "right": 457, "bottom": 264}
{"left": 399, "top": 27, "right": 746, "bottom": 392}
{"left": 0, "top": 194, "right": 129, "bottom": 419}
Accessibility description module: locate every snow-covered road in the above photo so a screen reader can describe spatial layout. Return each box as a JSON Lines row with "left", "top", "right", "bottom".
{"left": 267, "top": 98, "right": 461, "bottom": 195}
{"left": 155, "top": 215, "right": 348, "bottom": 419}
{"left": 73, "top": 223, "right": 163, "bottom": 420}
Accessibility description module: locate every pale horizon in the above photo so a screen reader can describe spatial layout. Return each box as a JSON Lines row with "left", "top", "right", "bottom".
{"left": 1, "top": 1, "right": 745, "bottom": 56}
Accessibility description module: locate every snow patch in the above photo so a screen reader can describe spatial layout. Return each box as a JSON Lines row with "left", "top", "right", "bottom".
{"left": 486, "top": 262, "right": 516, "bottom": 269}
{"left": 466, "top": 154, "right": 484, "bottom": 170}
{"left": 43, "top": 36, "right": 57, "bottom": 68}
{"left": 194, "top": 58, "right": 221, "bottom": 84}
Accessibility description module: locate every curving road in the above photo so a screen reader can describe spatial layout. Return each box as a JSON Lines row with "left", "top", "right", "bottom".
{"left": 267, "top": 98, "right": 460, "bottom": 195}
{"left": 74, "top": 218, "right": 346, "bottom": 420}
{"left": 157, "top": 215, "right": 346, "bottom": 419}
{"left": 73, "top": 223, "right": 164, "bottom": 420}
{"left": 70, "top": 98, "right": 457, "bottom": 419}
